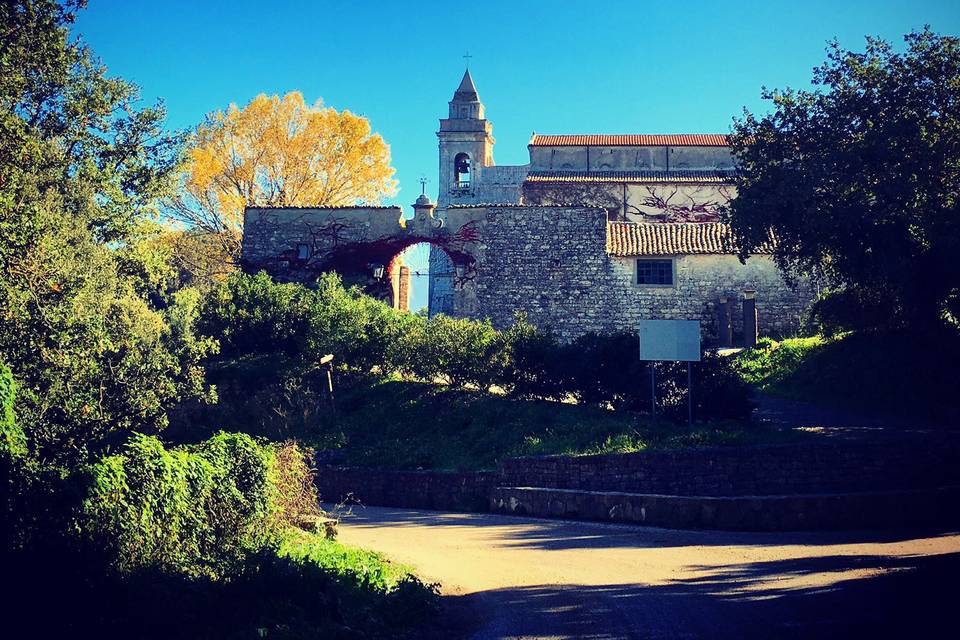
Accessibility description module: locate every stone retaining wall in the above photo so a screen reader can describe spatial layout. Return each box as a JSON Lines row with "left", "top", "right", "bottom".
{"left": 489, "top": 485, "right": 960, "bottom": 531}
{"left": 315, "top": 466, "right": 495, "bottom": 512}
{"left": 497, "top": 440, "right": 960, "bottom": 496}
{"left": 316, "top": 439, "right": 960, "bottom": 531}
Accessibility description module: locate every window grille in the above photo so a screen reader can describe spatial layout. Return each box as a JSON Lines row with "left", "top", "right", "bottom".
{"left": 636, "top": 259, "right": 673, "bottom": 285}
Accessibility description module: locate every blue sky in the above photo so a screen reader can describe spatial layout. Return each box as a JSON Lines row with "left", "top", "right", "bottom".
{"left": 75, "top": 0, "right": 959, "bottom": 310}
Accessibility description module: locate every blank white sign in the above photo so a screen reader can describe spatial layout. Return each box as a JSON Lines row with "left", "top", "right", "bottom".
{"left": 639, "top": 320, "right": 701, "bottom": 362}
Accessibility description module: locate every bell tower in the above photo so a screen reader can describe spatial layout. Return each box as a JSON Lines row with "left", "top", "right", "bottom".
{"left": 437, "top": 68, "right": 495, "bottom": 206}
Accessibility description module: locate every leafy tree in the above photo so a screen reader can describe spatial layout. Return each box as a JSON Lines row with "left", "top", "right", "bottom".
{"left": 0, "top": 0, "right": 213, "bottom": 464}
{"left": 168, "top": 92, "right": 398, "bottom": 278}
{"left": 725, "top": 29, "right": 960, "bottom": 332}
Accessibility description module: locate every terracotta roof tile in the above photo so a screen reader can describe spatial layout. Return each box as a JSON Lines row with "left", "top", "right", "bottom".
{"left": 526, "top": 170, "right": 733, "bottom": 184}
{"left": 530, "top": 134, "right": 729, "bottom": 147}
{"left": 606, "top": 221, "right": 765, "bottom": 256}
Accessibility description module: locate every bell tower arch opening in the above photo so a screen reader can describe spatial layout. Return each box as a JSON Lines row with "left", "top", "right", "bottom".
{"left": 454, "top": 152, "right": 471, "bottom": 188}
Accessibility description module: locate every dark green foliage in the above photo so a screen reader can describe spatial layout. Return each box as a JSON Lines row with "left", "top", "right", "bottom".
{"left": 399, "top": 314, "right": 505, "bottom": 388}
{"left": 3, "top": 539, "right": 437, "bottom": 639}
{"left": 301, "top": 379, "right": 789, "bottom": 471}
{"left": 81, "top": 432, "right": 284, "bottom": 576}
{"left": 3, "top": 425, "right": 437, "bottom": 638}
{"left": 198, "top": 271, "right": 314, "bottom": 358}
{"left": 200, "top": 274, "right": 754, "bottom": 424}
{"left": 734, "top": 332, "right": 960, "bottom": 421}
{"left": 0, "top": 362, "right": 25, "bottom": 458}
{"left": 726, "top": 29, "right": 960, "bottom": 332}
{"left": 499, "top": 314, "right": 568, "bottom": 400}
{"left": 801, "top": 287, "right": 897, "bottom": 336}
{"left": 562, "top": 332, "right": 647, "bottom": 409}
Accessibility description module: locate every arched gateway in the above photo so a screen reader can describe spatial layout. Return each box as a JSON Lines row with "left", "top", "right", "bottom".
{"left": 241, "top": 194, "right": 491, "bottom": 319}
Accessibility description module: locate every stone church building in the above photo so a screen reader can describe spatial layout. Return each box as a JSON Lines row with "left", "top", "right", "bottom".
{"left": 241, "top": 70, "right": 813, "bottom": 342}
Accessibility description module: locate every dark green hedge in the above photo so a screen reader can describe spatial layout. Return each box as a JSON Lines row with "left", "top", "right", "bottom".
{"left": 199, "top": 273, "right": 754, "bottom": 422}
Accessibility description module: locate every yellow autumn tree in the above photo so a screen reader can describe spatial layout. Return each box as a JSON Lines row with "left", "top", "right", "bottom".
{"left": 168, "top": 92, "right": 397, "bottom": 278}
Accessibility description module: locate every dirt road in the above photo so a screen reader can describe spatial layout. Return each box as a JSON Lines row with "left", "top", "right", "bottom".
{"left": 335, "top": 505, "right": 960, "bottom": 639}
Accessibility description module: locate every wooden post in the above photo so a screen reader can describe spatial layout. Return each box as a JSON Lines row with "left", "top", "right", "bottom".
{"left": 320, "top": 354, "right": 336, "bottom": 414}
{"left": 743, "top": 290, "right": 758, "bottom": 348}
{"left": 718, "top": 296, "right": 733, "bottom": 347}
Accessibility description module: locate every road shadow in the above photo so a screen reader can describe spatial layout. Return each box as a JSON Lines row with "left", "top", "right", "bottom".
{"left": 427, "top": 551, "right": 960, "bottom": 639}
{"left": 330, "top": 504, "right": 960, "bottom": 551}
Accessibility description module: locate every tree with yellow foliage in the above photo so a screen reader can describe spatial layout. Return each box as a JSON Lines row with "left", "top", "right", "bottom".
{"left": 168, "top": 92, "right": 396, "bottom": 279}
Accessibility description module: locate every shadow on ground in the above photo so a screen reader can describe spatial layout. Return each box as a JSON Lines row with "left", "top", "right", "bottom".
{"left": 431, "top": 551, "right": 959, "bottom": 639}
{"left": 331, "top": 504, "right": 960, "bottom": 551}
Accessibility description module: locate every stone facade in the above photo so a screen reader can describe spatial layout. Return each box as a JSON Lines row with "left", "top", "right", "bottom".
{"left": 240, "top": 69, "right": 817, "bottom": 341}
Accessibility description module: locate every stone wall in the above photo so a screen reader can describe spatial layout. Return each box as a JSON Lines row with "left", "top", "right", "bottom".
{"left": 608, "top": 254, "right": 812, "bottom": 339}
{"left": 528, "top": 144, "right": 734, "bottom": 172}
{"left": 462, "top": 205, "right": 811, "bottom": 340}
{"left": 241, "top": 203, "right": 813, "bottom": 341}
{"left": 315, "top": 439, "right": 960, "bottom": 531}
{"left": 315, "top": 466, "right": 495, "bottom": 512}
{"left": 497, "top": 440, "right": 960, "bottom": 497}
{"left": 466, "top": 205, "right": 616, "bottom": 338}
{"left": 489, "top": 485, "right": 960, "bottom": 531}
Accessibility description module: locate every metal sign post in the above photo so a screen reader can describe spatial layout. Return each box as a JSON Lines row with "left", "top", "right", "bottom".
{"left": 638, "top": 320, "right": 701, "bottom": 425}
{"left": 650, "top": 361, "right": 656, "bottom": 418}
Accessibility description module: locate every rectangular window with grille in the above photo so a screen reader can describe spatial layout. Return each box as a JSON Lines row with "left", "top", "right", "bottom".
{"left": 636, "top": 259, "right": 673, "bottom": 285}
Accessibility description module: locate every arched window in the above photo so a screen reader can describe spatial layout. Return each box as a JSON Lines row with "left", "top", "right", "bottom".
{"left": 454, "top": 153, "right": 471, "bottom": 188}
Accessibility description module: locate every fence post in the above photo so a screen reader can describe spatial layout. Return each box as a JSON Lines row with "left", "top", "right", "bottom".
{"left": 743, "top": 290, "right": 758, "bottom": 348}
{"left": 718, "top": 296, "right": 733, "bottom": 347}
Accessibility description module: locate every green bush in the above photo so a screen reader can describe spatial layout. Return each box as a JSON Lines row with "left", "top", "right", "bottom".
{"left": 399, "top": 314, "right": 504, "bottom": 388}
{"left": 0, "top": 363, "right": 25, "bottom": 459}
{"left": 199, "top": 273, "right": 754, "bottom": 422}
{"left": 81, "top": 432, "right": 320, "bottom": 577}
{"left": 499, "top": 314, "right": 567, "bottom": 399}
{"left": 802, "top": 287, "right": 897, "bottom": 335}
{"left": 499, "top": 326, "right": 754, "bottom": 421}
{"left": 198, "top": 271, "right": 313, "bottom": 358}
{"left": 733, "top": 336, "right": 826, "bottom": 390}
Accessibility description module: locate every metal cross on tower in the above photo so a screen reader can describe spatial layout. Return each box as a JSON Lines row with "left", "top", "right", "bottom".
{"left": 463, "top": 50, "right": 472, "bottom": 67}
{"left": 418, "top": 175, "right": 429, "bottom": 195}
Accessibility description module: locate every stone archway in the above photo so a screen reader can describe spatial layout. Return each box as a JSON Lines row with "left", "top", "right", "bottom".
{"left": 240, "top": 198, "right": 484, "bottom": 317}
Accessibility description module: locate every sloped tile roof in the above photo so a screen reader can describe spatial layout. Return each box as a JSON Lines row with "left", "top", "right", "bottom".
{"left": 530, "top": 134, "right": 729, "bottom": 147}
{"left": 526, "top": 170, "right": 733, "bottom": 184}
{"left": 606, "top": 221, "right": 764, "bottom": 256}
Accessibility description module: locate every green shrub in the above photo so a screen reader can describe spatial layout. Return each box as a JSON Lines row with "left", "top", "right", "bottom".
{"left": 0, "top": 363, "right": 25, "bottom": 459}
{"left": 198, "top": 274, "right": 754, "bottom": 422}
{"left": 401, "top": 314, "right": 505, "bottom": 389}
{"left": 563, "top": 332, "right": 647, "bottom": 409}
{"left": 802, "top": 287, "right": 897, "bottom": 335}
{"left": 499, "top": 314, "right": 567, "bottom": 399}
{"left": 500, "top": 328, "right": 754, "bottom": 422}
{"left": 733, "top": 336, "right": 826, "bottom": 390}
{"left": 81, "top": 432, "right": 320, "bottom": 577}
{"left": 198, "top": 271, "right": 313, "bottom": 358}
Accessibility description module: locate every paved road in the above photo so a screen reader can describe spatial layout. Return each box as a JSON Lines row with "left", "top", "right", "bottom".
{"left": 335, "top": 505, "right": 960, "bottom": 639}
